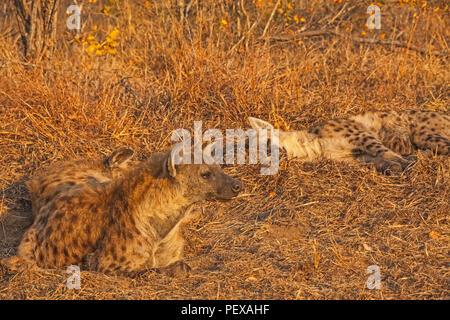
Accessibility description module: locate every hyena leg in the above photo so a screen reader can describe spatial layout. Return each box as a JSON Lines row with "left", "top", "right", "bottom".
{"left": 357, "top": 133, "right": 413, "bottom": 172}
{"left": 0, "top": 227, "right": 39, "bottom": 274}
{"left": 15, "top": 227, "right": 39, "bottom": 264}
{"left": 329, "top": 120, "right": 412, "bottom": 172}
{"left": 379, "top": 129, "right": 415, "bottom": 155}
{"left": 153, "top": 225, "right": 190, "bottom": 277}
{"left": 411, "top": 131, "right": 450, "bottom": 155}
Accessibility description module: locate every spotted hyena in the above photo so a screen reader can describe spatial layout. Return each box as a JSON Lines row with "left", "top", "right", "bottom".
{"left": 249, "top": 109, "right": 449, "bottom": 173}
{"left": 27, "top": 147, "right": 135, "bottom": 219}
{"left": 4, "top": 144, "right": 242, "bottom": 277}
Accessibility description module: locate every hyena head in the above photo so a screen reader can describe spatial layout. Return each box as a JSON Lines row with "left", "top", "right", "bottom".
{"left": 163, "top": 144, "right": 242, "bottom": 202}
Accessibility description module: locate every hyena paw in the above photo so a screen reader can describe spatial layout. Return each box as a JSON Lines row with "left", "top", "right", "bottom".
{"left": 402, "top": 154, "right": 418, "bottom": 169}
{"left": 161, "top": 261, "right": 191, "bottom": 278}
{"left": 377, "top": 157, "right": 416, "bottom": 174}
{"left": 0, "top": 256, "right": 28, "bottom": 274}
{"left": 375, "top": 159, "right": 402, "bottom": 174}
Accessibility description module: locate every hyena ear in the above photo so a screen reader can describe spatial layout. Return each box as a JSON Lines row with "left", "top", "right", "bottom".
{"left": 248, "top": 117, "right": 275, "bottom": 131}
{"left": 166, "top": 145, "right": 184, "bottom": 178}
{"left": 105, "top": 147, "right": 135, "bottom": 169}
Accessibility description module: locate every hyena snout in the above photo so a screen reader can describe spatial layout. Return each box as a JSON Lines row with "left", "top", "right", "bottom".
{"left": 213, "top": 174, "right": 242, "bottom": 201}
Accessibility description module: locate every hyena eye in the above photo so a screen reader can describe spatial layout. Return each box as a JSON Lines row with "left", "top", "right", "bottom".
{"left": 201, "top": 171, "right": 211, "bottom": 179}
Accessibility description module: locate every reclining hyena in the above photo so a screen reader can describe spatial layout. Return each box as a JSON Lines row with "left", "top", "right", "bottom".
{"left": 3, "top": 145, "right": 242, "bottom": 277}
{"left": 27, "top": 147, "right": 135, "bottom": 219}
{"left": 249, "top": 109, "right": 449, "bottom": 173}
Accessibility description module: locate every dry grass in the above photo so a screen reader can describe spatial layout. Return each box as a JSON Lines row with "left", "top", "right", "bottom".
{"left": 0, "top": 0, "right": 448, "bottom": 299}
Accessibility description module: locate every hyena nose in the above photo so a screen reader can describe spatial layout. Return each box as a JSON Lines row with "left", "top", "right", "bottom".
{"left": 231, "top": 181, "right": 242, "bottom": 194}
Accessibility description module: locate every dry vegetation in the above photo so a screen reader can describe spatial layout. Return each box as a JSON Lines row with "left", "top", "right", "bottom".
{"left": 0, "top": 0, "right": 449, "bottom": 299}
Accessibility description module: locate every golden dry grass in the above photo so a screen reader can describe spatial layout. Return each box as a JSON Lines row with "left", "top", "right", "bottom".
{"left": 0, "top": 0, "right": 448, "bottom": 299}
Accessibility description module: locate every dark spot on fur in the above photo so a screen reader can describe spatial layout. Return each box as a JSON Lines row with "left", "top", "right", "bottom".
{"left": 39, "top": 183, "right": 49, "bottom": 194}
{"left": 109, "top": 263, "right": 117, "bottom": 270}
{"left": 53, "top": 212, "right": 63, "bottom": 220}
{"left": 45, "top": 225, "right": 53, "bottom": 237}
{"left": 72, "top": 252, "right": 80, "bottom": 261}
{"left": 57, "top": 196, "right": 72, "bottom": 203}
{"left": 110, "top": 247, "right": 118, "bottom": 260}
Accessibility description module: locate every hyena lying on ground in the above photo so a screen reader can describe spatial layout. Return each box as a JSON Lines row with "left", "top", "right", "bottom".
{"left": 2, "top": 145, "right": 242, "bottom": 277}
{"left": 249, "top": 109, "right": 449, "bottom": 173}
{"left": 27, "top": 147, "right": 135, "bottom": 219}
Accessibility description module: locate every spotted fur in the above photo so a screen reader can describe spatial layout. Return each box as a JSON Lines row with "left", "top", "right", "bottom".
{"left": 249, "top": 109, "right": 449, "bottom": 173}
{"left": 7, "top": 146, "right": 242, "bottom": 277}
{"left": 27, "top": 147, "right": 135, "bottom": 219}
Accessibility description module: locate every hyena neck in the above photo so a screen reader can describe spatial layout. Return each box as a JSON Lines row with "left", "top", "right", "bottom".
{"left": 109, "top": 161, "right": 192, "bottom": 238}
{"left": 280, "top": 130, "right": 322, "bottom": 161}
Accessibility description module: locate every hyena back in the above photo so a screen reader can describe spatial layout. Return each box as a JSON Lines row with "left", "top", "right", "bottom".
{"left": 27, "top": 147, "right": 135, "bottom": 218}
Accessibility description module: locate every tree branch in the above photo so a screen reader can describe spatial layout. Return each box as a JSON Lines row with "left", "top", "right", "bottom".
{"left": 263, "top": 29, "right": 448, "bottom": 57}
